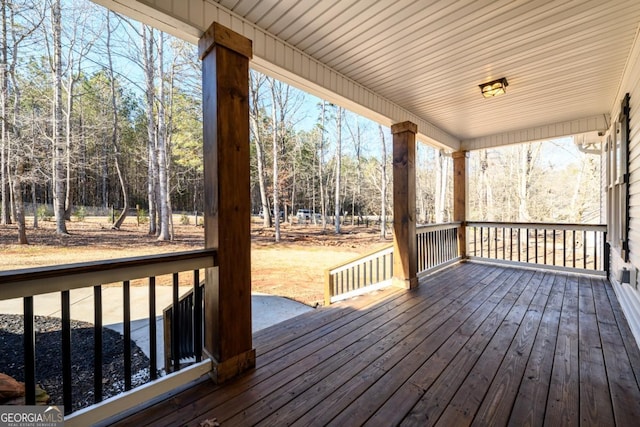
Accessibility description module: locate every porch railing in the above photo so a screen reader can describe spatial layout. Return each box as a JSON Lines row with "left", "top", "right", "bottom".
{"left": 416, "top": 222, "right": 461, "bottom": 275}
{"left": 0, "top": 249, "right": 216, "bottom": 419}
{"left": 163, "top": 281, "right": 204, "bottom": 373}
{"left": 466, "top": 222, "right": 608, "bottom": 275}
{"left": 325, "top": 222, "right": 463, "bottom": 304}
{"left": 324, "top": 245, "right": 394, "bottom": 305}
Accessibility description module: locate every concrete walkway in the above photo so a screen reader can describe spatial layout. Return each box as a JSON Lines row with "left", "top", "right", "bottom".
{"left": 0, "top": 287, "right": 313, "bottom": 372}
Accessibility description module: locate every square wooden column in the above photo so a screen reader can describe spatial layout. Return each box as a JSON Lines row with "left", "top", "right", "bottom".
{"left": 392, "top": 121, "right": 418, "bottom": 289}
{"left": 199, "top": 22, "right": 255, "bottom": 383}
{"left": 453, "top": 151, "right": 469, "bottom": 259}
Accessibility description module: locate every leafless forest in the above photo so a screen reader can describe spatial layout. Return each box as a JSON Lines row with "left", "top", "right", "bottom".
{"left": 0, "top": 1, "right": 600, "bottom": 247}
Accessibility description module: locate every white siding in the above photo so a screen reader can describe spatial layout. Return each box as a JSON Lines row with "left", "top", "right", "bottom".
{"left": 609, "top": 24, "right": 640, "bottom": 346}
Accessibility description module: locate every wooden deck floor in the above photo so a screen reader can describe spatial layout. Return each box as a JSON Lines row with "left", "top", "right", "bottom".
{"left": 113, "top": 262, "right": 640, "bottom": 426}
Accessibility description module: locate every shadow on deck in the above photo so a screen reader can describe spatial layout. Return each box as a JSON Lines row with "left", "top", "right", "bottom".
{"left": 112, "top": 262, "right": 640, "bottom": 426}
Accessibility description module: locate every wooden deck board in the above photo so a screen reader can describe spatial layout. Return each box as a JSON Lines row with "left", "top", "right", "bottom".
{"left": 508, "top": 273, "right": 566, "bottom": 426}
{"left": 545, "top": 273, "right": 580, "bottom": 426}
{"left": 111, "top": 263, "right": 640, "bottom": 427}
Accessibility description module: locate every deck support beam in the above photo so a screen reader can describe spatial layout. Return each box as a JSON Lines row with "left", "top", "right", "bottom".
{"left": 453, "top": 151, "right": 469, "bottom": 259}
{"left": 199, "top": 22, "right": 255, "bottom": 383}
{"left": 392, "top": 121, "right": 418, "bottom": 289}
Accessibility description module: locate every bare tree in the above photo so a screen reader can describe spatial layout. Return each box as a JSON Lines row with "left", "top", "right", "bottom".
{"left": 50, "top": 0, "right": 68, "bottom": 234}
{"left": 250, "top": 70, "right": 271, "bottom": 227}
{"left": 345, "top": 113, "right": 363, "bottom": 225}
{"left": 155, "top": 32, "right": 171, "bottom": 240}
{"left": 379, "top": 124, "right": 387, "bottom": 239}
{"left": 318, "top": 101, "right": 327, "bottom": 229}
{"left": 334, "top": 106, "right": 342, "bottom": 234}
{"left": 0, "top": 1, "right": 10, "bottom": 225}
{"left": 142, "top": 24, "right": 158, "bottom": 235}
{"left": 268, "top": 77, "right": 280, "bottom": 241}
{"left": 435, "top": 150, "right": 449, "bottom": 223}
{"left": 105, "top": 11, "right": 128, "bottom": 229}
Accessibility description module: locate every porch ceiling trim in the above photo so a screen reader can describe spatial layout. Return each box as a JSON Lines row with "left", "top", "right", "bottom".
{"left": 460, "top": 114, "right": 610, "bottom": 151}
{"left": 92, "top": 0, "right": 460, "bottom": 150}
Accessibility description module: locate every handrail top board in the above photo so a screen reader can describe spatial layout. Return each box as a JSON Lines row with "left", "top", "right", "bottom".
{"left": 327, "top": 244, "right": 393, "bottom": 275}
{"left": 0, "top": 249, "right": 218, "bottom": 300}
{"left": 416, "top": 222, "right": 462, "bottom": 233}
{"left": 466, "top": 221, "right": 606, "bottom": 231}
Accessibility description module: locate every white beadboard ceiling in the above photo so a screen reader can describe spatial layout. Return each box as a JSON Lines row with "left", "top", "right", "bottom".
{"left": 99, "top": 0, "right": 640, "bottom": 150}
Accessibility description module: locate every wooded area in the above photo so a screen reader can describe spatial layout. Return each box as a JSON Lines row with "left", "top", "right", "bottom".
{"left": 0, "top": 1, "right": 600, "bottom": 246}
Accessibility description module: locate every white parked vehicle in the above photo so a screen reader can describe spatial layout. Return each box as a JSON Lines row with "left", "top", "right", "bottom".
{"left": 296, "top": 209, "right": 312, "bottom": 221}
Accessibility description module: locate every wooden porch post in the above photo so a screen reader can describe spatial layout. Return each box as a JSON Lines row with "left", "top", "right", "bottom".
{"left": 391, "top": 121, "right": 418, "bottom": 289}
{"left": 199, "top": 22, "right": 255, "bottom": 383}
{"left": 453, "top": 151, "right": 469, "bottom": 259}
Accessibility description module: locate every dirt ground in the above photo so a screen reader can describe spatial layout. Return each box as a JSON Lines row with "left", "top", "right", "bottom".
{"left": 0, "top": 215, "right": 390, "bottom": 306}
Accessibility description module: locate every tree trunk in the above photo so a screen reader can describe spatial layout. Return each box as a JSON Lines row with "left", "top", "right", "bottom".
{"left": 334, "top": 107, "right": 342, "bottom": 234}
{"left": 249, "top": 72, "right": 271, "bottom": 227}
{"left": 1, "top": 2, "right": 10, "bottom": 225}
{"left": 51, "top": 0, "right": 68, "bottom": 235}
{"left": 31, "top": 184, "right": 37, "bottom": 229}
{"left": 319, "top": 101, "right": 327, "bottom": 230}
{"left": 156, "top": 33, "right": 170, "bottom": 240}
{"left": 517, "top": 145, "right": 530, "bottom": 222}
{"left": 106, "top": 12, "right": 128, "bottom": 230}
{"left": 64, "top": 71, "right": 73, "bottom": 221}
{"left": 435, "top": 150, "right": 448, "bottom": 223}
{"left": 142, "top": 25, "right": 157, "bottom": 235}
{"left": 13, "top": 161, "right": 26, "bottom": 244}
{"left": 379, "top": 125, "right": 387, "bottom": 239}
{"left": 269, "top": 79, "right": 280, "bottom": 242}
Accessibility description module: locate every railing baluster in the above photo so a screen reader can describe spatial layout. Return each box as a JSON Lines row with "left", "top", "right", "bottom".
{"left": 593, "top": 231, "right": 598, "bottom": 270}
{"left": 535, "top": 229, "right": 538, "bottom": 264}
{"left": 518, "top": 228, "right": 521, "bottom": 262}
{"left": 510, "top": 228, "right": 513, "bottom": 260}
{"left": 172, "top": 273, "right": 181, "bottom": 372}
{"left": 583, "top": 230, "right": 587, "bottom": 270}
{"left": 480, "top": 227, "right": 484, "bottom": 258}
{"left": 149, "top": 276, "right": 157, "bottom": 380}
{"left": 572, "top": 229, "right": 576, "bottom": 268}
{"left": 123, "top": 280, "right": 132, "bottom": 391}
{"left": 563, "top": 230, "right": 567, "bottom": 267}
{"left": 430, "top": 232, "right": 434, "bottom": 267}
{"left": 417, "top": 233, "right": 422, "bottom": 271}
{"left": 62, "top": 290, "right": 72, "bottom": 413}
{"left": 553, "top": 230, "right": 556, "bottom": 266}
{"left": 23, "top": 296, "right": 36, "bottom": 405}
{"left": 502, "top": 227, "right": 505, "bottom": 259}
{"left": 543, "top": 229, "right": 547, "bottom": 265}
{"left": 604, "top": 231, "right": 609, "bottom": 274}
{"left": 194, "top": 270, "right": 202, "bottom": 363}
{"left": 494, "top": 227, "right": 498, "bottom": 259}
{"left": 473, "top": 227, "right": 478, "bottom": 256}
{"left": 94, "top": 285, "right": 103, "bottom": 403}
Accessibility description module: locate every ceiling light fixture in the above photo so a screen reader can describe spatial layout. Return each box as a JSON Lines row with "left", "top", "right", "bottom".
{"left": 479, "top": 77, "right": 508, "bottom": 98}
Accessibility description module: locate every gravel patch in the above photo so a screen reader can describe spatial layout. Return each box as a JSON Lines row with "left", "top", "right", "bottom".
{"left": 0, "top": 314, "right": 151, "bottom": 412}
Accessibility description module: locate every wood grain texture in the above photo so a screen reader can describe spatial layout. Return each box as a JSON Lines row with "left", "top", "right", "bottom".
{"left": 391, "top": 121, "right": 417, "bottom": 289}
{"left": 112, "top": 263, "right": 640, "bottom": 427}
{"left": 200, "top": 22, "right": 253, "bottom": 366}
{"left": 453, "top": 151, "right": 468, "bottom": 258}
